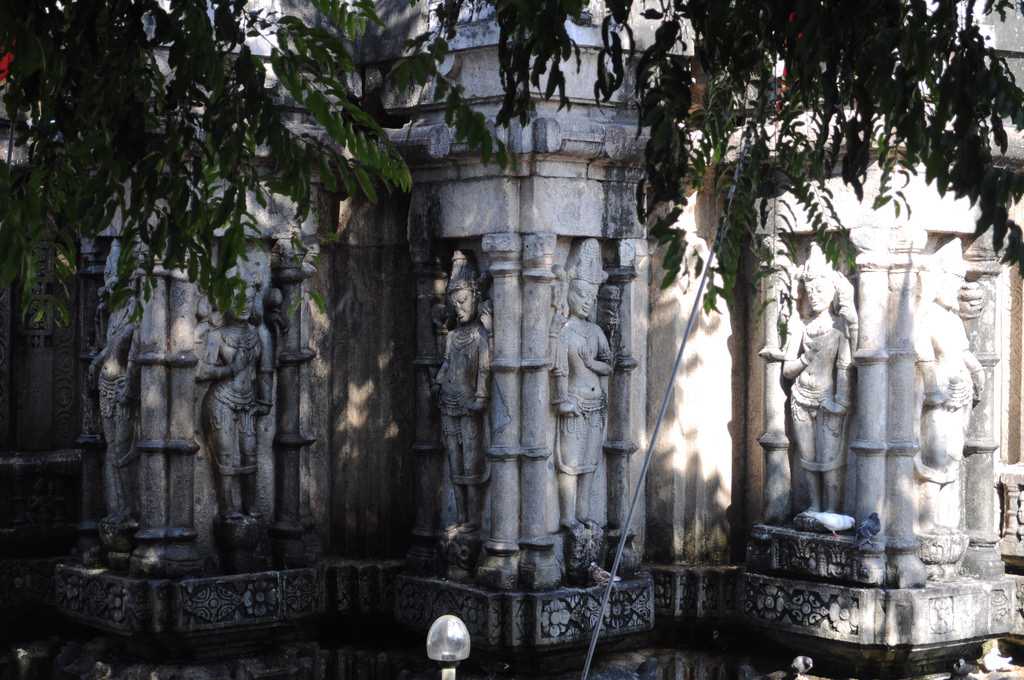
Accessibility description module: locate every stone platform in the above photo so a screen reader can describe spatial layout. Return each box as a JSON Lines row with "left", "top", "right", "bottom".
{"left": 393, "top": 572, "right": 654, "bottom": 650}
{"left": 649, "top": 564, "right": 740, "bottom": 621}
{"left": 746, "top": 524, "right": 886, "bottom": 586}
{"left": 740, "top": 571, "right": 1015, "bottom": 676}
{"left": 54, "top": 564, "right": 324, "bottom": 657}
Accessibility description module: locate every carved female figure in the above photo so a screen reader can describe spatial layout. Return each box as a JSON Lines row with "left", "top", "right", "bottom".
{"left": 199, "top": 276, "right": 273, "bottom": 520}
{"left": 89, "top": 242, "right": 140, "bottom": 529}
{"left": 552, "top": 239, "right": 612, "bottom": 531}
{"left": 916, "top": 240, "right": 984, "bottom": 535}
{"left": 782, "top": 246, "right": 855, "bottom": 517}
{"left": 433, "top": 251, "right": 490, "bottom": 535}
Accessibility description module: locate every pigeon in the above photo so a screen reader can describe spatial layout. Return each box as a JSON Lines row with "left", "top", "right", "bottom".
{"left": 951, "top": 658, "right": 976, "bottom": 678}
{"left": 635, "top": 657, "right": 658, "bottom": 680}
{"left": 856, "top": 512, "right": 881, "bottom": 549}
{"left": 790, "top": 656, "right": 813, "bottom": 678}
{"left": 980, "top": 648, "right": 1014, "bottom": 673}
{"left": 589, "top": 562, "right": 616, "bottom": 585}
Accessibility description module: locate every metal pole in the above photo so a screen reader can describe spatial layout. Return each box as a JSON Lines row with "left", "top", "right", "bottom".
{"left": 579, "top": 122, "right": 756, "bottom": 680}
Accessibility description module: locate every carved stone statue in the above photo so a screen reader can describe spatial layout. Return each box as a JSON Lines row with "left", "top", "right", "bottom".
{"left": 915, "top": 240, "right": 983, "bottom": 575}
{"left": 198, "top": 271, "right": 273, "bottom": 572}
{"left": 782, "top": 245, "right": 856, "bottom": 521}
{"left": 88, "top": 240, "right": 140, "bottom": 570}
{"left": 552, "top": 239, "right": 611, "bottom": 580}
{"left": 433, "top": 251, "right": 490, "bottom": 578}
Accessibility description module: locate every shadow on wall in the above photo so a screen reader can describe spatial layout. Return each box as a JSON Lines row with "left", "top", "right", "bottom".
{"left": 644, "top": 206, "right": 748, "bottom": 566}
{"left": 326, "top": 194, "right": 417, "bottom": 558}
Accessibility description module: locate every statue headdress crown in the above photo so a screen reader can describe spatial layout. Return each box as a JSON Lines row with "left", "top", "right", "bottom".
{"left": 447, "top": 250, "right": 479, "bottom": 295}
{"left": 797, "top": 243, "right": 834, "bottom": 283}
{"left": 567, "top": 238, "right": 608, "bottom": 286}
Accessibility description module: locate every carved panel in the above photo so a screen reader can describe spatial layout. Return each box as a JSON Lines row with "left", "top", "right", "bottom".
{"left": 54, "top": 567, "right": 149, "bottom": 633}
{"left": 0, "top": 450, "right": 81, "bottom": 555}
{"left": 535, "top": 582, "right": 653, "bottom": 643}
{"left": 742, "top": 575, "right": 861, "bottom": 640}
{"left": 178, "top": 573, "right": 281, "bottom": 630}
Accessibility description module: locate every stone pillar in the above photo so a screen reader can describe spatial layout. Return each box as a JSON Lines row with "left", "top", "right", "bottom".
{"left": 406, "top": 238, "right": 445, "bottom": 574}
{"left": 962, "top": 233, "right": 1005, "bottom": 578}
{"left": 884, "top": 244, "right": 926, "bottom": 588}
{"left": 758, "top": 239, "right": 792, "bottom": 526}
{"left": 849, "top": 235, "right": 890, "bottom": 578}
{"left": 130, "top": 266, "right": 202, "bottom": 577}
{"left": 271, "top": 242, "right": 319, "bottom": 568}
{"left": 74, "top": 238, "right": 107, "bottom": 565}
{"left": 602, "top": 240, "right": 640, "bottom": 574}
{"left": 518, "top": 233, "right": 560, "bottom": 589}
{"left": 476, "top": 233, "right": 521, "bottom": 590}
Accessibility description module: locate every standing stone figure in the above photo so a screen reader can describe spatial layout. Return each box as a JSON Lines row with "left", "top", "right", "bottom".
{"left": 198, "top": 272, "right": 273, "bottom": 571}
{"left": 782, "top": 245, "right": 855, "bottom": 520}
{"left": 916, "top": 240, "right": 983, "bottom": 547}
{"left": 433, "top": 252, "right": 490, "bottom": 578}
{"left": 88, "top": 241, "right": 140, "bottom": 569}
{"left": 552, "top": 239, "right": 612, "bottom": 579}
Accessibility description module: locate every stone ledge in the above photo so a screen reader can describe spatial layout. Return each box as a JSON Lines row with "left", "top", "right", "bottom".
{"left": 746, "top": 524, "right": 886, "bottom": 586}
{"left": 393, "top": 573, "right": 654, "bottom": 650}
{"left": 324, "top": 557, "right": 403, "bottom": 617}
{"left": 54, "top": 564, "right": 324, "bottom": 655}
{"left": 648, "top": 564, "right": 740, "bottom": 621}
{"left": 741, "top": 572, "right": 1014, "bottom": 648}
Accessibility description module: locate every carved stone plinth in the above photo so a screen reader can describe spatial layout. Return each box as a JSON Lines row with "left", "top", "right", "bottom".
{"left": 54, "top": 564, "right": 323, "bottom": 657}
{"left": 393, "top": 573, "right": 654, "bottom": 650}
{"left": 746, "top": 525, "right": 886, "bottom": 586}
{"left": 649, "top": 565, "right": 740, "bottom": 622}
{"left": 998, "top": 468, "right": 1024, "bottom": 571}
{"left": 326, "top": 557, "right": 403, "bottom": 617}
{"left": 740, "top": 572, "right": 1014, "bottom": 675}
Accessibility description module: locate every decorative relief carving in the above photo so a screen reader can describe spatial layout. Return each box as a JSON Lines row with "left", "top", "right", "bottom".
{"left": 914, "top": 240, "right": 979, "bottom": 577}
{"left": 991, "top": 588, "right": 1010, "bottom": 625}
{"left": 781, "top": 245, "right": 856, "bottom": 520}
{"left": 928, "top": 596, "right": 955, "bottom": 635}
{"left": 552, "top": 239, "right": 612, "bottom": 582}
{"left": 197, "top": 269, "right": 274, "bottom": 573}
{"left": 54, "top": 567, "right": 148, "bottom": 632}
{"left": 90, "top": 241, "right": 141, "bottom": 569}
{"left": 742, "top": 575, "right": 860, "bottom": 638}
{"left": 179, "top": 573, "right": 281, "bottom": 629}
{"left": 432, "top": 251, "right": 489, "bottom": 580}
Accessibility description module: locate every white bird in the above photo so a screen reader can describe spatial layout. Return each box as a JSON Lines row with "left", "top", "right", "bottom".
{"left": 980, "top": 648, "right": 1014, "bottom": 673}
{"left": 801, "top": 511, "right": 855, "bottom": 536}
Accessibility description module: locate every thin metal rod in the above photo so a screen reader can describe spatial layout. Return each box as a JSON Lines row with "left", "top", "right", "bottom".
{"left": 5, "top": 119, "right": 13, "bottom": 166}
{"left": 579, "top": 124, "right": 756, "bottom": 680}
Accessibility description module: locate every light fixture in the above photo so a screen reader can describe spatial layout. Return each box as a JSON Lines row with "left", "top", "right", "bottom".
{"left": 426, "top": 614, "right": 471, "bottom": 680}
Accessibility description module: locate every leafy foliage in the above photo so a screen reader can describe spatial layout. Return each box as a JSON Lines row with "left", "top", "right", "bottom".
{"left": 0, "top": 0, "right": 414, "bottom": 313}
{"left": 484, "top": 0, "right": 1024, "bottom": 303}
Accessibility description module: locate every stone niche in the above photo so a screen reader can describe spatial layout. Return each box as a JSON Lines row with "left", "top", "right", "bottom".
{"left": 739, "top": 170, "right": 1013, "bottom": 676}
{"left": 53, "top": 214, "right": 327, "bottom": 657}
{"left": 371, "top": 5, "right": 656, "bottom": 651}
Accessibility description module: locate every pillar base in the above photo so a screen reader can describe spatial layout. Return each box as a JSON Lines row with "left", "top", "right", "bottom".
{"left": 476, "top": 548, "right": 519, "bottom": 591}
{"left": 129, "top": 528, "right": 202, "bottom": 578}
{"left": 518, "top": 539, "right": 561, "bottom": 591}
{"left": 393, "top": 572, "right": 654, "bottom": 650}
{"left": 962, "top": 543, "right": 1005, "bottom": 580}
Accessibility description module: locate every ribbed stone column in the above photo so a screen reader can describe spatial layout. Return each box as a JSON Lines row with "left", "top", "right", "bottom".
{"left": 130, "top": 266, "right": 202, "bottom": 577}
{"left": 849, "top": 233, "right": 890, "bottom": 580}
{"left": 271, "top": 242, "right": 319, "bottom": 568}
{"left": 884, "top": 243, "right": 926, "bottom": 588}
{"left": 962, "top": 233, "right": 1005, "bottom": 578}
{"left": 75, "top": 238, "right": 108, "bottom": 565}
{"left": 518, "top": 234, "right": 560, "bottom": 589}
{"left": 602, "top": 240, "right": 640, "bottom": 573}
{"left": 406, "top": 240, "right": 446, "bottom": 575}
{"left": 476, "top": 233, "right": 522, "bottom": 590}
{"left": 758, "top": 239, "right": 792, "bottom": 526}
